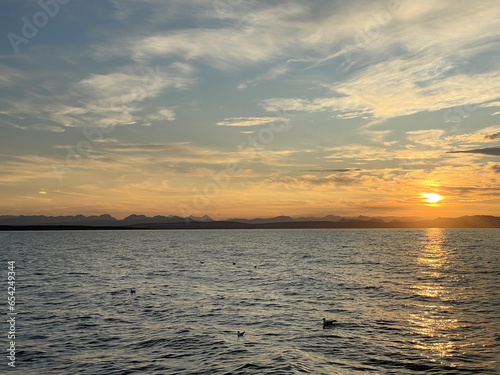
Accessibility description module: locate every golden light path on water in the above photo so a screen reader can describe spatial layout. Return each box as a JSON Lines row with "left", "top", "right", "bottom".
{"left": 409, "top": 228, "right": 464, "bottom": 367}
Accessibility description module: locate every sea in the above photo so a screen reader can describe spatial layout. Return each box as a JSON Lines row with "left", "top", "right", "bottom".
{"left": 0, "top": 228, "right": 499, "bottom": 374}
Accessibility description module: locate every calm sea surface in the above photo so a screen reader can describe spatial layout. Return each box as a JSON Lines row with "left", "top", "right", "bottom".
{"left": 1, "top": 228, "right": 499, "bottom": 374}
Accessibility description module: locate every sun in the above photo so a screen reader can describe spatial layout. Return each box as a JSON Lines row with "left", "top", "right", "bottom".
{"left": 423, "top": 193, "right": 443, "bottom": 204}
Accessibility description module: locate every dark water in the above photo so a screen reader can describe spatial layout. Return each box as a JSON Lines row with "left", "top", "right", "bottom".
{"left": 1, "top": 228, "right": 499, "bottom": 374}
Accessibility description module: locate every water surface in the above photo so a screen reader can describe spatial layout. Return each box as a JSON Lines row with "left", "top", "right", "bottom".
{"left": 1, "top": 228, "right": 499, "bottom": 374}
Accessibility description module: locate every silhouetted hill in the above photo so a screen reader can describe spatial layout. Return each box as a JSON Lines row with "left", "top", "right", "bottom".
{"left": 0, "top": 214, "right": 118, "bottom": 226}
{"left": 121, "top": 214, "right": 191, "bottom": 224}
{"left": 227, "top": 215, "right": 295, "bottom": 224}
{"left": 294, "top": 215, "right": 343, "bottom": 222}
{"left": 0, "top": 214, "right": 499, "bottom": 230}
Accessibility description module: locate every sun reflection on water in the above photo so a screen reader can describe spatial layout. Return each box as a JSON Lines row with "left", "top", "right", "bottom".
{"left": 409, "top": 228, "right": 462, "bottom": 365}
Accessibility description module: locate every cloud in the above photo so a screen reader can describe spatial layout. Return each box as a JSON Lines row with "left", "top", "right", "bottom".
{"left": 0, "top": 64, "right": 23, "bottom": 88}
{"left": 444, "top": 125, "right": 500, "bottom": 144}
{"left": 3, "top": 0, "right": 500, "bottom": 217}
{"left": 77, "top": 63, "right": 194, "bottom": 99}
{"left": 324, "top": 144, "right": 395, "bottom": 161}
{"left": 261, "top": 96, "right": 372, "bottom": 118}
{"left": 38, "top": 189, "right": 89, "bottom": 197}
{"left": 447, "top": 147, "right": 500, "bottom": 156}
{"left": 258, "top": 168, "right": 423, "bottom": 193}
{"left": 103, "top": 27, "right": 282, "bottom": 70}
{"left": 256, "top": 1, "right": 500, "bottom": 121}
{"left": 299, "top": 169, "right": 361, "bottom": 173}
{"left": 486, "top": 132, "right": 500, "bottom": 140}
{"left": 96, "top": 1, "right": 443, "bottom": 71}
{"left": 11, "top": 1, "right": 495, "bottom": 130}
{"left": 1, "top": 63, "right": 195, "bottom": 131}
{"left": 0, "top": 155, "right": 66, "bottom": 183}
{"left": 147, "top": 108, "right": 176, "bottom": 121}
{"left": 217, "top": 117, "right": 289, "bottom": 127}
{"left": 95, "top": 3, "right": 333, "bottom": 68}
{"left": 406, "top": 129, "right": 445, "bottom": 146}
{"left": 238, "top": 64, "right": 290, "bottom": 89}
{"left": 253, "top": 160, "right": 500, "bottom": 201}
{"left": 7, "top": 124, "right": 65, "bottom": 133}
{"left": 99, "top": 142, "right": 302, "bottom": 167}
{"left": 263, "top": 173, "right": 359, "bottom": 189}
{"left": 262, "top": 62, "right": 500, "bottom": 121}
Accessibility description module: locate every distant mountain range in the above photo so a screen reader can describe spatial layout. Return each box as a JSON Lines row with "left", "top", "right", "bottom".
{"left": 0, "top": 214, "right": 499, "bottom": 229}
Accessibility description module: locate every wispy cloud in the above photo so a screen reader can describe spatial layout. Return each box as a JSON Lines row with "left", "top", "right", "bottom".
{"left": 406, "top": 130, "right": 445, "bottom": 147}
{"left": 445, "top": 125, "right": 500, "bottom": 144}
{"left": 0, "top": 155, "right": 66, "bottom": 183}
{"left": 7, "top": 124, "right": 65, "bottom": 133}
{"left": 258, "top": 1, "right": 500, "bottom": 121}
{"left": 447, "top": 147, "right": 500, "bottom": 156}
{"left": 0, "top": 63, "right": 194, "bottom": 131}
{"left": 262, "top": 62, "right": 500, "bottom": 121}
{"left": 97, "top": 142, "right": 303, "bottom": 167}
{"left": 238, "top": 64, "right": 290, "bottom": 90}
{"left": 217, "top": 117, "right": 289, "bottom": 127}
{"left": 0, "top": 64, "right": 23, "bottom": 88}
{"left": 486, "top": 132, "right": 500, "bottom": 140}
{"left": 261, "top": 173, "right": 360, "bottom": 189}
{"left": 324, "top": 144, "right": 396, "bottom": 161}
{"left": 299, "top": 169, "right": 362, "bottom": 173}
{"left": 147, "top": 108, "right": 176, "bottom": 122}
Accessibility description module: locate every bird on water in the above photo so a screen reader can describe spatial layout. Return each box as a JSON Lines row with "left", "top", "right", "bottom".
{"left": 237, "top": 331, "right": 245, "bottom": 337}
{"left": 322, "top": 318, "right": 336, "bottom": 328}
{"left": 130, "top": 288, "right": 136, "bottom": 294}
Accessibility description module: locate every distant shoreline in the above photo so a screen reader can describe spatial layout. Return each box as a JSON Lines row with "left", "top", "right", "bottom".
{"left": 1, "top": 218, "right": 499, "bottom": 231}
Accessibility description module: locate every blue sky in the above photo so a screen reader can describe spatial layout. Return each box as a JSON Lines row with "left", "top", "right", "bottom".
{"left": 1, "top": 0, "right": 499, "bottom": 219}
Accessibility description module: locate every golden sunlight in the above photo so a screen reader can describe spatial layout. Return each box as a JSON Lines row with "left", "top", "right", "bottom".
{"left": 423, "top": 193, "right": 443, "bottom": 204}
{"left": 409, "top": 228, "right": 461, "bottom": 362}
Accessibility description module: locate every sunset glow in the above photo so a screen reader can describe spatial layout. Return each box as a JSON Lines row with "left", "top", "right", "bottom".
{"left": 423, "top": 194, "right": 443, "bottom": 204}
{"left": 0, "top": 1, "right": 499, "bottom": 219}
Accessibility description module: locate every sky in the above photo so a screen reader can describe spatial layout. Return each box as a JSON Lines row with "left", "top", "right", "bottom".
{"left": 1, "top": 0, "right": 499, "bottom": 219}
